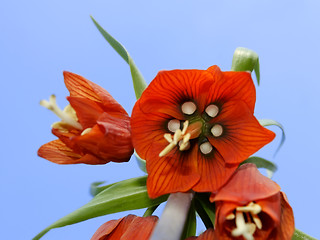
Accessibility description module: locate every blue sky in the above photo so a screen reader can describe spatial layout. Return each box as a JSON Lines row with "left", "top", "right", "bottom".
{"left": 1, "top": 0, "right": 319, "bottom": 239}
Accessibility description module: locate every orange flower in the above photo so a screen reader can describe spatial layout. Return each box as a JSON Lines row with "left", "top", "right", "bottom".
{"left": 131, "top": 66, "right": 275, "bottom": 198}
{"left": 38, "top": 72, "right": 133, "bottom": 164}
{"left": 91, "top": 215, "right": 158, "bottom": 240}
{"left": 211, "top": 163, "right": 295, "bottom": 240}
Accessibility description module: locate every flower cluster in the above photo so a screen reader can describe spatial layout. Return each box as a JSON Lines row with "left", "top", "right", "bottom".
{"left": 39, "top": 65, "right": 295, "bottom": 240}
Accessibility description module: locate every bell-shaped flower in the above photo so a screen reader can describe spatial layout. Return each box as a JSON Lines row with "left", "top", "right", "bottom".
{"left": 131, "top": 66, "right": 275, "bottom": 198}
{"left": 38, "top": 72, "right": 133, "bottom": 164}
{"left": 211, "top": 163, "right": 295, "bottom": 240}
{"left": 91, "top": 214, "right": 158, "bottom": 240}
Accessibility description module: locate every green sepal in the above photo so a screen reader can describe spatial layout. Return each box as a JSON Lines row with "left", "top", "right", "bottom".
{"left": 180, "top": 200, "right": 197, "bottom": 240}
{"left": 231, "top": 47, "right": 260, "bottom": 85}
{"left": 91, "top": 16, "right": 147, "bottom": 99}
{"left": 241, "top": 156, "right": 277, "bottom": 178}
{"left": 33, "top": 176, "right": 168, "bottom": 240}
{"left": 292, "top": 229, "right": 317, "bottom": 240}
{"left": 259, "top": 119, "right": 286, "bottom": 156}
{"left": 134, "top": 151, "right": 147, "bottom": 173}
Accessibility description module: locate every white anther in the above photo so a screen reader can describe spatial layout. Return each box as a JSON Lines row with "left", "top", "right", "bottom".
{"left": 231, "top": 211, "right": 255, "bottom": 240}
{"left": 205, "top": 104, "right": 219, "bottom": 118}
{"left": 199, "top": 142, "right": 213, "bottom": 154}
{"left": 179, "top": 140, "right": 190, "bottom": 151}
{"left": 164, "top": 133, "right": 173, "bottom": 143}
{"left": 168, "top": 119, "right": 181, "bottom": 132}
{"left": 226, "top": 213, "right": 235, "bottom": 220}
{"left": 81, "top": 128, "right": 92, "bottom": 136}
{"left": 211, "top": 124, "right": 223, "bottom": 137}
{"left": 236, "top": 202, "right": 262, "bottom": 215}
{"left": 181, "top": 102, "right": 197, "bottom": 115}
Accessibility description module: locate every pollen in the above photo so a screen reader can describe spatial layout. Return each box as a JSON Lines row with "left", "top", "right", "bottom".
{"left": 205, "top": 104, "right": 219, "bottom": 118}
{"left": 40, "top": 94, "right": 83, "bottom": 130}
{"left": 81, "top": 128, "right": 92, "bottom": 136}
{"left": 168, "top": 119, "right": 181, "bottom": 132}
{"left": 199, "top": 142, "right": 213, "bottom": 155}
{"left": 181, "top": 101, "right": 197, "bottom": 115}
{"left": 230, "top": 202, "right": 263, "bottom": 240}
{"left": 211, "top": 124, "right": 223, "bottom": 137}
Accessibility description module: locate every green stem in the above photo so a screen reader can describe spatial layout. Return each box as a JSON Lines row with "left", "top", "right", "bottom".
{"left": 143, "top": 205, "right": 159, "bottom": 217}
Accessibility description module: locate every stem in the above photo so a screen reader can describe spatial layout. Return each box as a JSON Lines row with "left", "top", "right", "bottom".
{"left": 143, "top": 205, "right": 159, "bottom": 217}
{"left": 150, "top": 192, "right": 194, "bottom": 240}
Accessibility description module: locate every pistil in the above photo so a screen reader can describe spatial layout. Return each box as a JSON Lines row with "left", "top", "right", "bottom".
{"left": 40, "top": 95, "right": 83, "bottom": 130}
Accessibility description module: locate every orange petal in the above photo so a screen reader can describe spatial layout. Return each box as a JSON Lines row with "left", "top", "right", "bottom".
{"left": 74, "top": 113, "right": 133, "bottom": 163}
{"left": 211, "top": 163, "right": 280, "bottom": 203}
{"left": 137, "top": 69, "right": 215, "bottom": 118}
{"left": 146, "top": 141, "right": 200, "bottom": 199}
{"left": 208, "top": 101, "right": 275, "bottom": 164}
{"left": 91, "top": 215, "right": 158, "bottom": 240}
{"left": 269, "top": 192, "right": 295, "bottom": 240}
{"left": 67, "top": 96, "right": 103, "bottom": 129}
{"left": 206, "top": 67, "right": 256, "bottom": 112}
{"left": 37, "top": 139, "right": 104, "bottom": 164}
{"left": 193, "top": 150, "right": 238, "bottom": 193}
{"left": 63, "top": 71, "right": 128, "bottom": 118}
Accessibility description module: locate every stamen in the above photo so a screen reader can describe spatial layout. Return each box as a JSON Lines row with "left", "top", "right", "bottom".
{"left": 40, "top": 95, "right": 82, "bottom": 130}
{"left": 205, "top": 104, "right": 219, "bottom": 118}
{"left": 211, "top": 124, "right": 223, "bottom": 137}
{"left": 226, "top": 213, "right": 235, "bottom": 220}
{"left": 159, "top": 121, "right": 191, "bottom": 157}
{"left": 168, "top": 119, "right": 181, "bottom": 133}
{"left": 199, "top": 142, "right": 213, "bottom": 155}
{"left": 230, "top": 202, "right": 263, "bottom": 240}
{"left": 81, "top": 128, "right": 92, "bottom": 136}
{"left": 181, "top": 102, "right": 197, "bottom": 115}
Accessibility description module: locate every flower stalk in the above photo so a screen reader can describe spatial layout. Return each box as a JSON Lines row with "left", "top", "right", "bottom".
{"left": 150, "top": 192, "right": 194, "bottom": 240}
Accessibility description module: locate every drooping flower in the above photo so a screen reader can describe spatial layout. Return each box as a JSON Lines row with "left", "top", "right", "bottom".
{"left": 131, "top": 65, "right": 275, "bottom": 198}
{"left": 91, "top": 214, "right": 158, "bottom": 240}
{"left": 38, "top": 72, "right": 134, "bottom": 164}
{"left": 211, "top": 163, "right": 295, "bottom": 240}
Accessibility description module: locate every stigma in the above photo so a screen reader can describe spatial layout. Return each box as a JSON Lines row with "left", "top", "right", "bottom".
{"left": 227, "top": 202, "right": 262, "bottom": 240}
{"left": 40, "top": 94, "right": 83, "bottom": 131}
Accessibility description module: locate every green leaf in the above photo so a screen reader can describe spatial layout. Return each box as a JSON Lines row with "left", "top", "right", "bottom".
{"left": 259, "top": 119, "right": 286, "bottom": 156}
{"left": 292, "top": 229, "right": 317, "bottom": 240}
{"left": 33, "top": 176, "right": 168, "bottom": 240}
{"left": 90, "top": 181, "right": 117, "bottom": 197}
{"left": 180, "top": 201, "right": 197, "bottom": 240}
{"left": 90, "top": 16, "right": 147, "bottom": 99}
{"left": 194, "top": 193, "right": 215, "bottom": 228}
{"left": 231, "top": 47, "right": 260, "bottom": 85}
{"left": 241, "top": 156, "right": 277, "bottom": 178}
{"left": 134, "top": 151, "right": 147, "bottom": 173}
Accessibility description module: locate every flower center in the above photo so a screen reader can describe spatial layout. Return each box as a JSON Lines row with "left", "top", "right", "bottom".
{"left": 226, "top": 202, "right": 262, "bottom": 240}
{"left": 160, "top": 102, "right": 224, "bottom": 157}
{"left": 40, "top": 94, "right": 83, "bottom": 131}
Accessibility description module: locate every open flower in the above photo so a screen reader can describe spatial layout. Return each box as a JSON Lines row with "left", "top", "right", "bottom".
{"left": 91, "top": 214, "right": 158, "bottom": 240}
{"left": 131, "top": 66, "right": 275, "bottom": 198}
{"left": 211, "top": 163, "right": 295, "bottom": 240}
{"left": 38, "top": 72, "right": 133, "bottom": 164}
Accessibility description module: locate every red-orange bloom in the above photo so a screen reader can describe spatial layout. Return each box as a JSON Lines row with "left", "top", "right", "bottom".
{"left": 131, "top": 66, "right": 275, "bottom": 198}
{"left": 91, "top": 214, "right": 158, "bottom": 240}
{"left": 38, "top": 72, "right": 133, "bottom": 164}
{"left": 211, "top": 163, "right": 295, "bottom": 240}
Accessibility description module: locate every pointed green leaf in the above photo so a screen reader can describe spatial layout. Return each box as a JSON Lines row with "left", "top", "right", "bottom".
{"left": 259, "top": 119, "right": 286, "bottom": 156}
{"left": 90, "top": 181, "right": 117, "bottom": 197}
{"left": 231, "top": 47, "right": 260, "bottom": 85}
{"left": 91, "top": 16, "right": 147, "bottom": 99}
{"left": 241, "top": 156, "right": 277, "bottom": 178}
{"left": 180, "top": 202, "right": 197, "bottom": 240}
{"left": 33, "top": 176, "right": 168, "bottom": 240}
{"left": 134, "top": 151, "right": 147, "bottom": 173}
{"left": 292, "top": 229, "right": 317, "bottom": 240}
{"left": 194, "top": 193, "right": 215, "bottom": 228}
